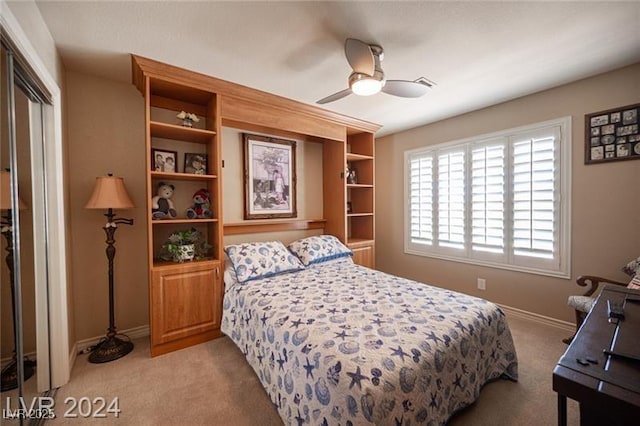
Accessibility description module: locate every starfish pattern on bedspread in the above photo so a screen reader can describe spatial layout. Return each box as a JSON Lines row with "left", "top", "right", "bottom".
{"left": 222, "top": 258, "right": 518, "bottom": 425}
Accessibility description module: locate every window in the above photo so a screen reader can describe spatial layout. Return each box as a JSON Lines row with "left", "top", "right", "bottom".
{"left": 404, "top": 117, "right": 571, "bottom": 278}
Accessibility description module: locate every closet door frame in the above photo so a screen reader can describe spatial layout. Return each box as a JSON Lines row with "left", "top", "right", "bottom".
{"left": 1, "top": 4, "right": 70, "bottom": 389}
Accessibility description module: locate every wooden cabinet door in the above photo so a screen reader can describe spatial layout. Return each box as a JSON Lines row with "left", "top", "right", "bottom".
{"left": 351, "top": 243, "right": 375, "bottom": 269}
{"left": 150, "top": 260, "right": 222, "bottom": 355}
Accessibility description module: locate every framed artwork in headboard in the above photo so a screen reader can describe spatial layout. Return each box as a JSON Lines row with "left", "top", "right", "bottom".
{"left": 585, "top": 103, "right": 640, "bottom": 164}
{"left": 243, "top": 133, "right": 297, "bottom": 219}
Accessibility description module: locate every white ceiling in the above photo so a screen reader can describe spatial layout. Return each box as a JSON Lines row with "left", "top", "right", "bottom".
{"left": 34, "top": 0, "right": 640, "bottom": 136}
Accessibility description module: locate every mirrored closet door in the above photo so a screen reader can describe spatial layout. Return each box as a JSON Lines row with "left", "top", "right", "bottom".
{"left": 1, "top": 42, "right": 52, "bottom": 423}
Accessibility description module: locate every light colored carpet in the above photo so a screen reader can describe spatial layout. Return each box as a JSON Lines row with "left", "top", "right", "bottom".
{"left": 48, "top": 315, "right": 579, "bottom": 425}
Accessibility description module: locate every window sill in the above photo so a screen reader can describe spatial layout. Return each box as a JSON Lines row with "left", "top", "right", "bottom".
{"left": 403, "top": 247, "right": 571, "bottom": 279}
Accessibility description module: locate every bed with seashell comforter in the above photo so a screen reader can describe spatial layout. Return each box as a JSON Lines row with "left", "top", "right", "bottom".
{"left": 221, "top": 257, "right": 518, "bottom": 425}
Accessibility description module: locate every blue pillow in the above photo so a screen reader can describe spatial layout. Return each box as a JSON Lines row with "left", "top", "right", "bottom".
{"left": 224, "top": 241, "right": 304, "bottom": 283}
{"left": 288, "top": 235, "right": 353, "bottom": 266}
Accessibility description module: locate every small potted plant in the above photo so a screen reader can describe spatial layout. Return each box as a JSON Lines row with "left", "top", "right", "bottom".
{"left": 176, "top": 111, "right": 200, "bottom": 128}
{"left": 161, "top": 228, "right": 211, "bottom": 263}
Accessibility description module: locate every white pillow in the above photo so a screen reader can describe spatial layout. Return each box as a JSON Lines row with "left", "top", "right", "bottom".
{"left": 223, "top": 259, "right": 239, "bottom": 287}
{"left": 224, "top": 241, "right": 304, "bottom": 283}
{"left": 288, "top": 235, "right": 353, "bottom": 266}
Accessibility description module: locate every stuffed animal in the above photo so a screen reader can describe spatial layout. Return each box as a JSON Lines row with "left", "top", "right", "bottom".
{"left": 151, "top": 182, "right": 177, "bottom": 219}
{"left": 186, "top": 188, "right": 212, "bottom": 219}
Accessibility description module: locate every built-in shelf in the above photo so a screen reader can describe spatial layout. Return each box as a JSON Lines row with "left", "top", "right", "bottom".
{"left": 151, "top": 171, "right": 217, "bottom": 180}
{"left": 347, "top": 238, "right": 375, "bottom": 245}
{"left": 150, "top": 120, "right": 216, "bottom": 143}
{"left": 137, "top": 61, "right": 225, "bottom": 358}
{"left": 152, "top": 258, "right": 218, "bottom": 270}
{"left": 134, "top": 55, "right": 381, "bottom": 358}
{"left": 152, "top": 218, "right": 219, "bottom": 225}
{"left": 224, "top": 219, "right": 326, "bottom": 235}
{"left": 347, "top": 153, "right": 374, "bottom": 162}
{"left": 347, "top": 212, "right": 374, "bottom": 217}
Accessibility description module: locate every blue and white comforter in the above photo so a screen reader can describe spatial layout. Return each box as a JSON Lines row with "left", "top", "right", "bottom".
{"left": 222, "top": 259, "right": 518, "bottom": 425}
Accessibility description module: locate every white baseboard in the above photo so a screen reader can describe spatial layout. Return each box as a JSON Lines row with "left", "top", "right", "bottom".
{"left": 6, "top": 324, "right": 153, "bottom": 370}
{"left": 68, "top": 342, "right": 77, "bottom": 374}
{"left": 75, "top": 325, "right": 150, "bottom": 355}
{"left": 499, "top": 303, "right": 574, "bottom": 333}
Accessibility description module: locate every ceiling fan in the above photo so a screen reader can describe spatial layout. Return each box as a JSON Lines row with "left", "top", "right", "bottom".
{"left": 317, "top": 38, "right": 433, "bottom": 104}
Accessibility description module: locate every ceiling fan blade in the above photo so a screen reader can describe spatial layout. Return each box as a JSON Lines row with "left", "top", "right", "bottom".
{"left": 345, "top": 38, "right": 375, "bottom": 76}
{"left": 316, "top": 88, "right": 352, "bottom": 104}
{"left": 382, "top": 80, "right": 432, "bottom": 98}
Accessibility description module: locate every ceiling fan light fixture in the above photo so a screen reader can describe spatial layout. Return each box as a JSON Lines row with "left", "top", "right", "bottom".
{"left": 349, "top": 73, "right": 384, "bottom": 96}
{"left": 316, "top": 38, "right": 431, "bottom": 105}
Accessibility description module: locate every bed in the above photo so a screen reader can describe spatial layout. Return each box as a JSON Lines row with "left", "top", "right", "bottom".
{"left": 221, "top": 237, "right": 518, "bottom": 425}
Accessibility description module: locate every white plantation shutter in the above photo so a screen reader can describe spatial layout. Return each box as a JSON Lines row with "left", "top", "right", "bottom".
{"left": 511, "top": 127, "right": 561, "bottom": 269}
{"left": 404, "top": 117, "right": 570, "bottom": 278}
{"left": 409, "top": 154, "right": 433, "bottom": 245}
{"left": 471, "top": 142, "right": 506, "bottom": 254}
{"left": 438, "top": 150, "right": 465, "bottom": 249}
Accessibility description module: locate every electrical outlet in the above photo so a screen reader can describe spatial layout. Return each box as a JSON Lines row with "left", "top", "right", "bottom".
{"left": 477, "top": 278, "right": 486, "bottom": 290}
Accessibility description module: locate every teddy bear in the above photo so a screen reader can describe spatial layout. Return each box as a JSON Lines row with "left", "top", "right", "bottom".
{"left": 186, "top": 188, "right": 212, "bottom": 219}
{"left": 151, "top": 182, "right": 177, "bottom": 219}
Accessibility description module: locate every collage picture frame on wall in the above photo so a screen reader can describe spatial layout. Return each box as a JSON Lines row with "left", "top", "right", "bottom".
{"left": 585, "top": 103, "right": 640, "bottom": 164}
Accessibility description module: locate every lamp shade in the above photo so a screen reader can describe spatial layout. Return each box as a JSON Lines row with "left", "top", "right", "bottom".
{"left": 1, "top": 171, "right": 27, "bottom": 211}
{"left": 85, "top": 175, "right": 134, "bottom": 210}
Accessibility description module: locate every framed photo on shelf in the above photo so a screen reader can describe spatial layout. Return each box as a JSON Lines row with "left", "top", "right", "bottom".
{"left": 346, "top": 162, "right": 358, "bottom": 184}
{"left": 585, "top": 103, "right": 640, "bottom": 164}
{"left": 151, "top": 148, "right": 177, "bottom": 173}
{"left": 243, "top": 133, "right": 297, "bottom": 219}
{"left": 184, "top": 153, "right": 207, "bottom": 175}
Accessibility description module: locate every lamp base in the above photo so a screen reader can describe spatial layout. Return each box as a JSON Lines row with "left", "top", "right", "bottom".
{"left": 1, "top": 358, "right": 36, "bottom": 391}
{"left": 88, "top": 334, "right": 134, "bottom": 364}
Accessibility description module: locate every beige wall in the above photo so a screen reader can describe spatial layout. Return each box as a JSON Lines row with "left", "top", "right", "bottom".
{"left": 5, "top": 0, "right": 64, "bottom": 85}
{"left": 65, "top": 71, "right": 148, "bottom": 341}
{"left": 376, "top": 63, "right": 640, "bottom": 323}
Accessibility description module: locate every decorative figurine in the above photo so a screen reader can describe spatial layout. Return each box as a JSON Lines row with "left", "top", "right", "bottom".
{"left": 151, "top": 182, "right": 177, "bottom": 219}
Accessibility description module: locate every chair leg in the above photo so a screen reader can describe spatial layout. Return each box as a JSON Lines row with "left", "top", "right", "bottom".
{"left": 576, "top": 310, "right": 586, "bottom": 329}
{"left": 563, "top": 310, "right": 585, "bottom": 344}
